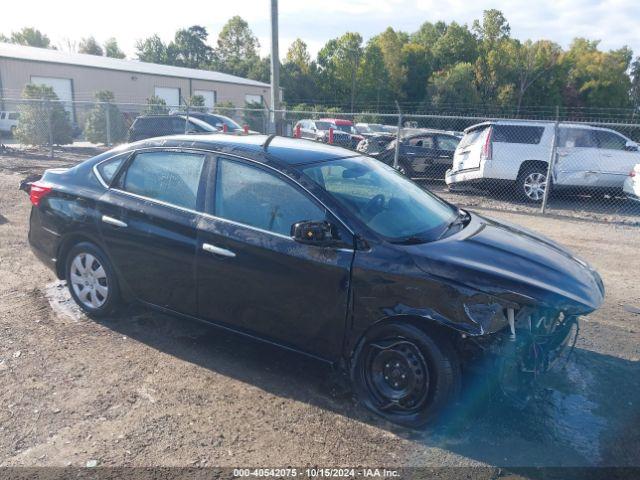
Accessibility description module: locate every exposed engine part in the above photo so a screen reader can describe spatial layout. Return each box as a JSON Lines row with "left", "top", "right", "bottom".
{"left": 507, "top": 308, "right": 516, "bottom": 341}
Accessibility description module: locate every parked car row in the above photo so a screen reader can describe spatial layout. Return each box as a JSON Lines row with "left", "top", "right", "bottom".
{"left": 128, "top": 113, "right": 257, "bottom": 142}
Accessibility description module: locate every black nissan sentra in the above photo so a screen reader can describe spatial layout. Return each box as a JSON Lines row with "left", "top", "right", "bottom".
{"left": 26, "top": 134, "right": 604, "bottom": 427}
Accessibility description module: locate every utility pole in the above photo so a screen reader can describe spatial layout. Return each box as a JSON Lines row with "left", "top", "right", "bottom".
{"left": 269, "top": 0, "right": 280, "bottom": 134}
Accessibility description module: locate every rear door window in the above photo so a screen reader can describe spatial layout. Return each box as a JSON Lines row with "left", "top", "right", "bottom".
{"left": 121, "top": 151, "right": 206, "bottom": 210}
{"left": 595, "top": 130, "right": 627, "bottom": 150}
{"left": 493, "top": 125, "right": 544, "bottom": 144}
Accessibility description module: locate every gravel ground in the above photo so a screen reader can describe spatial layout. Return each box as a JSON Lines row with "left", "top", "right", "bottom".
{"left": 0, "top": 149, "right": 639, "bottom": 476}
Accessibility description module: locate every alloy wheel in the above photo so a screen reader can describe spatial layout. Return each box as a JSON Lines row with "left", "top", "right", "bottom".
{"left": 523, "top": 172, "right": 547, "bottom": 201}
{"left": 69, "top": 252, "right": 109, "bottom": 309}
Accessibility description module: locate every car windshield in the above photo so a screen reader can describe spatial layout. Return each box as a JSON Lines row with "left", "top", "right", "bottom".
{"left": 459, "top": 126, "right": 489, "bottom": 149}
{"left": 334, "top": 124, "right": 354, "bottom": 134}
{"left": 315, "top": 121, "right": 334, "bottom": 131}
{"left": 358, "top": 124, "right": 385, "bottom": 133}
{"left": 302, "top": 156, "right": 458, "bottom": 242}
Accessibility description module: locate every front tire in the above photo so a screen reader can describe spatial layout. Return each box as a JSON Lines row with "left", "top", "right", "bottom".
{"left": 65, "top": 242, "right": 120, "bottom": 317}
{"left": 351, "top": 322, "right": 460, "bottom": 428}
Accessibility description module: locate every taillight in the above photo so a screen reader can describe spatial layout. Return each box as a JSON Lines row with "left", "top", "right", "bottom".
{"left": 29, "top": 181, "right": 53, "bottom": 206}
{"left": 481, "top": 127, "right": 493, "bottom": 160}
{"left": 630, "top": 170, "right": 636, "bottom": 178}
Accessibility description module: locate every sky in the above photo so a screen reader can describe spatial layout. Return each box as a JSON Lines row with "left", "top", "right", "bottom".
{"left": 1, "top": 0, "right": 639, "bottom": 59}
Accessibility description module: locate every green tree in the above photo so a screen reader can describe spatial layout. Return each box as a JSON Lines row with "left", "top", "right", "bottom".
{"left": 243, "top": 101, "right": 265, "bottom": 132}
{"left": 135, "top": 35, "right": 169, "bottom": 64}
{"left": 401, "top": 42, "right": 432, "bottom": 103}
{"left": 104, "top": 38, "right": 125, "bottom": 59}
{"left": 214, "top": 100, "right": 236, "bottom": 118}
{"left": 372, "top": 28, "right": 408, "bottom": 98}
{"left": 473, "top": 9, "right": 513, "bottom": 104}
{"left": 168, "top": 26, "right": 214, "bottom": 68}
{"left": 282, "top": 40, "right": 318, "bottom": 103}
{"left": 431, "top": 22, "right": 478, "bottom": 70}
{"left": 631, "top": 57, "right": 640, "bottom": 109}
{"left": 507, "top": 40, "right": 563, "bottom": 113}
{"left": 247, "top": 55, "right": 271, "bottom": 83}
{"left": 84, "top": 91, "right": 127, "bottom": 144}
{"left": 317, "top": 32, "right": 363, "bottom": 110}
{"left": 286, "top": 39, "right": 312, "bottom": 73}
{"left": 411, "top": 21, "right": 447, "bottom": 49}
{"left": 357, "top": 41, "right": 393, "bottom": 109}
{"left": 215, "top": 16, "right": 260, "bottom": 77}
{"left": 15, "top": 84, "right": 72, "bottom": 146}
{"left": 563, "top": 39, "right": 632, "bottom": 108}
{"left": 144, "top": 95, "right": 169, "bottom": 115}
{"left": 79, "top": 36, "right": 104, "bottom": 56}
{"left": 428, "top": 63, "right": 480, "bottom": 107}
{"left": 5, "top": 27, "right": 53, "bottom": 48}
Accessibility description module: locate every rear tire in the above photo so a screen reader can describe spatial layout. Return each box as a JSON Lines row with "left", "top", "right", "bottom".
{"left": 517, "top": 165, "right": 549, "bottom": 203}
{"left": 351, "top": 322, "right": 460, "bottom": 428}
{"left": 65, "top": 242, "right": 120, "bottom": 317}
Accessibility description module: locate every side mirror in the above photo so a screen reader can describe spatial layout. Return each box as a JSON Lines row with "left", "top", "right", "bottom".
{"left": 215, "top": 123, "right": 224, "bottom": 130}
{"left": 185, "top": 129, "right": 197, "bottom": 134}
{"left": 291, "top": 220, "right": 336, "bottom": 246}
{"left": 625, "top": 141, "right": 638, "bottom": 152}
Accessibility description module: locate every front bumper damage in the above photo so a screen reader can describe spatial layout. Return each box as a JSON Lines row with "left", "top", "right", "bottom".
{"left": 459, "top": 306, "right": 580, "bottom": 403}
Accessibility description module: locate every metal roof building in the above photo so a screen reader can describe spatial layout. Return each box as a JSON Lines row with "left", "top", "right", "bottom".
{"left": 0, "top": 42, "right": 273, "bottom": 112}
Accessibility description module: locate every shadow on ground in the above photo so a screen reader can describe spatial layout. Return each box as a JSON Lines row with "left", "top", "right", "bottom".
{"left": 88, "top": 304, "right": 639, "bottom": 472}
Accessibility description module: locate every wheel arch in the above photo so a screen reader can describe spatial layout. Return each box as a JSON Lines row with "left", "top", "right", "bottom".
{"left": 517, "top": 159, "right": 548, "bottom": 179}
{"left": 55, "top": 232, "right": 109, "bottom": 279}
{"left": 349, "top": 314, "right": 461, "bottom": 364}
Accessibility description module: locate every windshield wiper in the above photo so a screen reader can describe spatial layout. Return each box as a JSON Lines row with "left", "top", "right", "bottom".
{"left": 437, "top": 209, "right": 469, "bottom": 240}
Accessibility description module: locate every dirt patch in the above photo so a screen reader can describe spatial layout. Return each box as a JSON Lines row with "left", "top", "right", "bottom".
{"left": 0, "top": 152, "right": 638, "bottom": 472}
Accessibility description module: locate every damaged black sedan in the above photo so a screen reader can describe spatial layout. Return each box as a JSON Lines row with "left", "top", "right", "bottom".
{"left": 26, "top": 135, "right": 604, "bottom": 427}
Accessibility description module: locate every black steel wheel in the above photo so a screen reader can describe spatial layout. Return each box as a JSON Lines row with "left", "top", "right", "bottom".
{"left": 351, "top": 322, "right": 460, "bottom": 428}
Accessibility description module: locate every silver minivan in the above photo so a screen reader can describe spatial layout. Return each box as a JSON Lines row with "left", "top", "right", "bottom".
{"left": 445, "top": 120, "right": 640, "bottom": 202}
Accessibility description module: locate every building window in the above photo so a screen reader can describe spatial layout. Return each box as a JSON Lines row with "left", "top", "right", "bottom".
{"left": 245, "top": 94, "right": 263, "bottom": 106}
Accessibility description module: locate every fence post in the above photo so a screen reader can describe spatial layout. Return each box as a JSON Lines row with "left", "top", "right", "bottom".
{"left": 46, "top": 98, "right": 54, "bottom": 158}
{"left": 393, "top": 100, "right": 402, "bottom": 170}
{"left": 540, "top": 105, "right": 560, "bottom": 214}
{"left": 105, "top": 102, "right": 112, "bottom": 147}
{"left": 184, "top": 104, "right": 190, "bottom": 134}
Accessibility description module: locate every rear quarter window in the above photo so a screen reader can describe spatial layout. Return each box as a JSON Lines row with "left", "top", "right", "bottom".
{"left": 493, "top": 125, "right": 544, "bottom": 144}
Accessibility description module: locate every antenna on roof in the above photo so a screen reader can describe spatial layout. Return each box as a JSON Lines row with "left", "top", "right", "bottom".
{"left": 262, "top": 134, "right": 277, "bottom": 151}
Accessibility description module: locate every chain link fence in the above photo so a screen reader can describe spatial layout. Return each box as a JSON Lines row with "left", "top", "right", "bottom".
{"left": 1, "top": 97, "right": 639, "bottom": 227}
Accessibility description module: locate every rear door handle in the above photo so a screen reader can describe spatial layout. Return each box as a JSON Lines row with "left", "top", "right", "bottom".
{"left": 202, "top": 243, "right": 236, "bottom": 258}
{"left": 101, "top": 215, "right": 127, "bottom": 228}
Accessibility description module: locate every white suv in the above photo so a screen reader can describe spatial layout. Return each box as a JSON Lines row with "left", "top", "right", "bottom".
{"left": 445, "top": 120, "right": 640, "bottom": 202}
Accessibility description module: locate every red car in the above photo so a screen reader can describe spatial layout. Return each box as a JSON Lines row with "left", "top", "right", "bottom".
{"left": 318, "top": 118, "right": 364, "bottom": 149}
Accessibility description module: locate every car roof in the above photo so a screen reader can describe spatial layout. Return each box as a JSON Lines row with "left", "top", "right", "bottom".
{"left": 463, "top": 120, "right": 627, "bottom": 136}
{"left": 319, "top": 118, "right": 353, "bottom": 125}
{"left": 107, "top": 134, "right": 360, "bottom": 167}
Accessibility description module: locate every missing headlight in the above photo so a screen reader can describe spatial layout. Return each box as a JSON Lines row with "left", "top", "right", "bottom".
{"left": 463, "top": 302, "right": 509, "bottom": 334}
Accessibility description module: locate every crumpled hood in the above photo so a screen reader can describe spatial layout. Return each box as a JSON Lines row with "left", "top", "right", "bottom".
{"left": 407, "top": 213, "right": 605, "bottom": 314}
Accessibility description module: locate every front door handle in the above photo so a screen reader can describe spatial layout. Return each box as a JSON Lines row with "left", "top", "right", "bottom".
{"left": 202, "top": 243, "right": 236, "bottom": 258}
{"left": 101, "top": 215, "right": 127, "bottom": 228}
